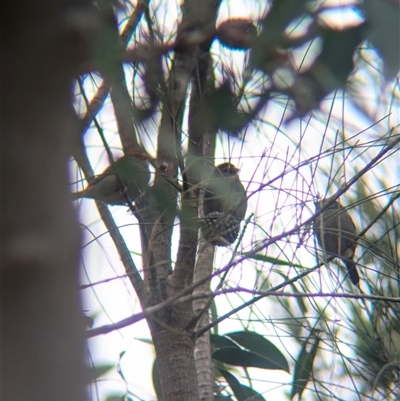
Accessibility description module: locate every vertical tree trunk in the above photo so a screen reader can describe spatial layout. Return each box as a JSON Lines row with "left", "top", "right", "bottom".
{"left": 193, "top": 243, "right": 215, "bottom": 401}
{"left": 140, "top": 1, "right": 221, "bottom": 399}
{"left": 152, "top": 329, "right": 199, "bottom": 401}
{"left": 3, "top": 1, "right": 91, "bottom": 400}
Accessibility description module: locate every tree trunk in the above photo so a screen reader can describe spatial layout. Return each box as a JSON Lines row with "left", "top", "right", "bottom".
{"left": 153, "top": 329, "right": 199, "bottom": 401}
{"left": 193, "top": 242, "right": 215, "bottom": 401}
{"left": 3, "top": 1, "right": 91, "bottom": 400}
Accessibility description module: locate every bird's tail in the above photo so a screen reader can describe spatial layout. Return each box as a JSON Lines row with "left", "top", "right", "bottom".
{"left": 344, "top": 260, "right": 360, "bottom": 285}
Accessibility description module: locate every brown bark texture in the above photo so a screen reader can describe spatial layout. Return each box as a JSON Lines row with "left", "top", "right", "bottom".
{"left": 136, "top": 1, "right": 221, "bottom": 400}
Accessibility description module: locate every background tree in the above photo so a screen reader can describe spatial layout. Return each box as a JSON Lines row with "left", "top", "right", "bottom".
{"left": 76, "top": 1, "right": 399, "bottom": 400}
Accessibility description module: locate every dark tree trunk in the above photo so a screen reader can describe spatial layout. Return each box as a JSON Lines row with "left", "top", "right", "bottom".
{"left": 3, "top": 1, "right": 92, "bottom": 400}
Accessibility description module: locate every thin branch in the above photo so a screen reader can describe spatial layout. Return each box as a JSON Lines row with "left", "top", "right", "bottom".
{"left": 73, "top": 112, "right": 145, "bottom": 299}
{"left": 95, "top": 202, "right": 145, "bottom": 298}
{"left": 86, "top": 284, "right": 400, "bottom": 338}
{"left": 78, "top": 1, "right": 149, "bottom": 137}
{"left": 79, "top": 80, "right": 110, "bottom": 135}
{"left": 90, "top": 134, "right": 400, "bottom": 337}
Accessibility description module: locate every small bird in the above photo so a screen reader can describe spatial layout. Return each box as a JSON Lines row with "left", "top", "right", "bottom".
{"left": 313, "top": 197, "right": 359, "bottom": 285}
{"left": 203, "top": 163, "right": 247, "bottom": 246}
{"left": 72, "top": 154, "right": 150, "bottom": 205}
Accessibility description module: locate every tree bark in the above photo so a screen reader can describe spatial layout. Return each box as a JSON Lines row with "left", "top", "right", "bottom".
{"left": 193, "top": 242, "right": 215, "bottom": 401}
{"left": 139, "top": 1, "right": 221, "bottom": 399}
{"left": 3, "top": 1, "right": 92, "bottom": 400}
{"left": 152, "top": 329, "right": 198, "bottom": 401}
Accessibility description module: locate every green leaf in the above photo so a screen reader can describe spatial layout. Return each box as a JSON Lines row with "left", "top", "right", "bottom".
{"left": 241, "top": 385, "right": 267, "bottom": 401}
{"left": 211, "top": 334, "right": 241, "bottom": 349}
{"left": 152, "top": 358, "right": 163, "bottom": 401}
{"left": 289, "top": 283, "right": 307, "bottom": 315}
{"left": 227, "top": 331, "right": 290, "bottom": 373}
{"left": 117, "top": 351, "right": 127, "bottom": 382}
{"left": 135, "top": 337, "right": 153, "bottom": 345}
{"left": 82, "top": 314, "right": 95, "bottom": 328}
{"left": 219, "top": 368, "right": 248, "bottom": 401}
{"left": 87, "top": 363, "right": 114, "bottom": 382}
{"left": 211, "top": 299, "right": 219, "bottom": 335}
{"left": 252, "top": 0, "right": 307, "bottom": 70}
{"left": 318, "top": 24, "right": 366, "bottom": 84}
{"left": 104, "top": 395, "right": 125, "bottom": 401}
{"left": 244, "top": 254, "right": 303, "bottom": 269}
{"left": 364, "top": 0, "right": 400, "bottom": 78}
{"left": 274, "top": 272, "right": 308, "bottom": 315}
{"left": 219, "top": 369, "right": 267, "bottom": 401}
{"left": 206, "top": 83, "right": 249, "bottom": 136}
{"left": 213, "top": 346, "right": 288, "bottom": 372}
{"left": 214, "top": 394, "right": 235, "bottom": 401}
{"left": 291, "top": 332, "right": 320, "bottom": 399}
